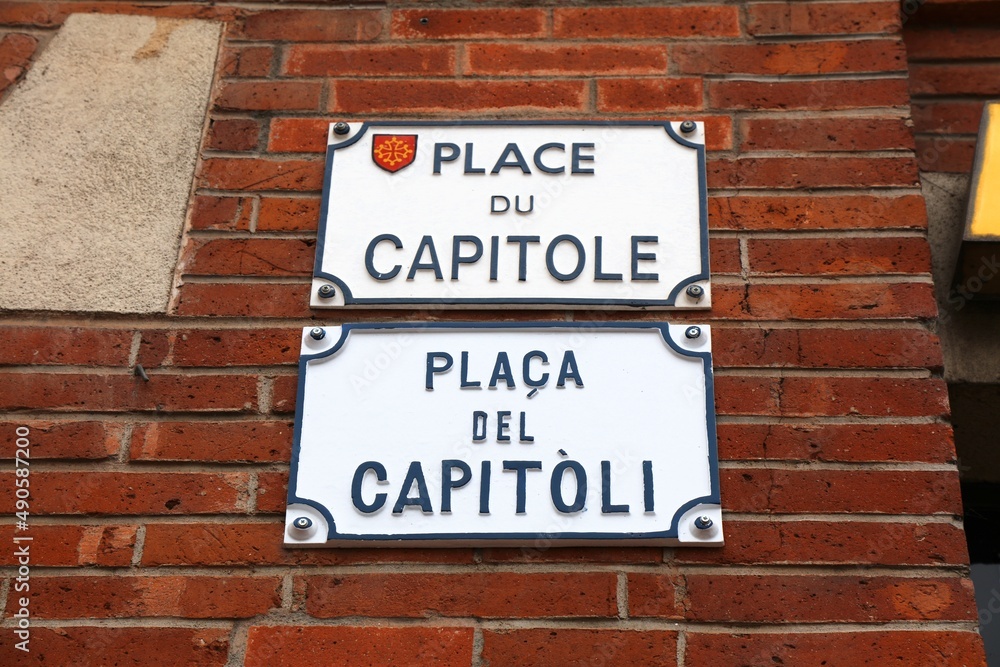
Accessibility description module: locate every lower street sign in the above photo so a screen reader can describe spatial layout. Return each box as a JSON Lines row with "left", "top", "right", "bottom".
{"left": 285, "top": 322, "right": 722, "bottom": 547}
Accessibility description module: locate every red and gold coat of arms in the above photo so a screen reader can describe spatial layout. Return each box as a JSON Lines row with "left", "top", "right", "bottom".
{"left": 371, "top": 134, "right": 417, "bottom": 173}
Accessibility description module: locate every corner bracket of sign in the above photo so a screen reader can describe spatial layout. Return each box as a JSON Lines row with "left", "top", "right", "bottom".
{"left": 665, "top": 120, "right": 706, "bottom": 149}
{"left": 310, "top": 275, "right": 351, "bottom": 308}
{"left": 327, "top": 121, "right": 369, "bottom": 150}
{"left": 285, "top": 502, "right": 334, "bottom": 546}
{"left": 675, "top": 503, "right": 724, "bottom": 546}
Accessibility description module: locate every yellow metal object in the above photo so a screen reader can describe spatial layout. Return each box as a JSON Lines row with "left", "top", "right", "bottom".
{"left": 955, "top": 101, "right": 1000, "bottom": 298}
{"left": 969, "top": 103, "right": 1000, "bottom": 239}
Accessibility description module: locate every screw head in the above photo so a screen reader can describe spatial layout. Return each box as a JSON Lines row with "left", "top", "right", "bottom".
{"left": 292, "top": 516, "right": 313, "bottom": 530}
{"left": 694, "top": 516, "right": 713, "bottom": 530}
{"left": 686, "top": 284, "right": 704, "bottom": 300}
{"left": 333, "top": 122, "right": 350, "bottom": 135}
{"left": 680, "top": 120, "right": 697, "bottom": 134}
{"left": 318, "top": 284, "right": 336, "bottom": 299}
{"left": 309, "top": 327, "right": 326, "bottom": 341}
{"left": 685, "top": 326, "right": 702, "bottom": 340}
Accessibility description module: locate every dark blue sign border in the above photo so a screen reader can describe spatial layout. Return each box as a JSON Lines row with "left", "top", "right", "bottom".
{"left": 313, "top": 121, "right": 710, "bottom": 307}
{"left": 286, "top": 321, "right": 721, "bottom": 544}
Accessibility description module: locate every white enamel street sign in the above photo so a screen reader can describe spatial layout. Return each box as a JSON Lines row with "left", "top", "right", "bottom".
{"left": 311, "top": 121, "right": 710, "bottom": 309}
{"left": 285, "top": 323, "right": 723, "bottom": 547}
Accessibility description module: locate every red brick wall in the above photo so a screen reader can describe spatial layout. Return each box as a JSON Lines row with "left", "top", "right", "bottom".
{"left": 0, "top": 1, "right": 987, "bottom": 665}
{"left": 905, "top": 0, "right": 1000, "bottom": 173}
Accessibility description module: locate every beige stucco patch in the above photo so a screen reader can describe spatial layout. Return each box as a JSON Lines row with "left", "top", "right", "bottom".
{"left": 0, "top": 14, "right": 220, "bottom": 313}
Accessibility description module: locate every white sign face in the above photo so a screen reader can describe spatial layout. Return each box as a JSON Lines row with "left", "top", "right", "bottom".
{"left": 311, "top": 121, "right": 710, "bottom": 309}
{"left": 285, "top": 323, "right": 723, "bottom": 547}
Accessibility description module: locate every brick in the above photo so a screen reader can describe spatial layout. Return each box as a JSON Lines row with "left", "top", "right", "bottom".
{"left": 675, "top": 40, "right": 907, "bottom": 75}
{"left": 912, "top": 101, "right": 984, "bottom": 135}
{"left": 138, "top": 331, "right": 171, "bottom": 367}
{"left": 708, "top": 77, "right": 910, "bottom": 110}
{"left": 245, "top": 627, "right": 472, "bottom": 667}
{"left": 175, "top": 283, "right": 312, "bottom": 318}
{"left": 915, "top": 135, "right": 976, "bottom": 173}
{"left": 304, "top": 572, "right": 618, "bottom": 618}
{"left": 0, "top": 471, "right": 246, "bottom": 514}
{"left": 170, "top": 329, "right": 301, "bottom": 366}
{"left": 0, "top": 420, "right": 122, "bottom": 459}
{"left": 747, "top": 237, "right": 931, "bottom": 275}
{"left": 238, "top": 9, "right": 384, "bottom": 42}
{"left": 686, "top": 631, "right": 987, "bottom": 667}
{"left": 142, "top": 523, "right": 475, "bottom": 566}
{"left": 0, "top": 627, "right": 229, "bottom": 666}
{"left": 214, "top": 81, "right": 321, "bottom": 112}
{"left": 270, "top": 375, "right": 299, "bottom": 413}
{"left": 481, "top": 546, "right": 660, "bottom": 564}
{"left": 743, "top": 282, "right": 937, "bottom": 320}
{"left": 708, "top": 195, "right": 928, "bottom": 230}
{"left": 199, "top": 158, "right": 324, "bottom": 192}
{"left": 258, "top": 196, "right": 322, "bottom": 230}
{"left": 255, "top": 471, "right": 288, "bottom": 512}
{"left": 183, "top": 238, "right": 315, "bottom": 277}
{"left": 553, "top": 6, "right": 740, "bottom": 38}
{"left": 707, "top": 156, "right": 919, "bottom": 189}
{"left": 0, "top": 524, "right": 135, "bottom": 566}
{"left": 909, "top": 63, "right": 1000, "bottom": 96}
{"left": 0, "top": 33, "right": 37, "bottom": 94}
{"left": 715, "top": 376, "right": 949, "bottom": 417}
{"left": 713, "top": 327, "right": 942, "bottom": 369}
{"left": 286, "top": 44, "right": 455, "bottom": 76}
{"left": 710, "top": 236, "right": 741, "bottom": 274}
{"left": 0, "top": 326, "right": 132, "bottom": 365}
{"left": 331, "top": 79, "right": 587, "bottom": 114}
{"left": 905, "top": 0, "right": 1000, "bottom": 28}
{"left": 741, "top": 117, "right": 915, "bottom": 152}
{"left": 268, "top": 118, "right": 329, "bottom": 153}
{"left": 905, "top": 27, "right": 1000, "bottom": 60}
{"left": 721, "top": 468, "right": 963, "bottom": 514}
{"left": 391, "top": 9, "right": 546, "bottom": 39}
{"left": 676, "top": 520, "right": 970, "bottom": 566}
{"left": 189, "top": 195, "right": 253, "bottom": 231}
{"left": 482, "top": 629, "right": 678, "bottom": 666}
{"left": 220, "top": 45, "right": 273, "bottom": 78}
{"left": 652, "top": 283, "right": 929, "bottom": 322}
{"left": 206, "top": 118, "right": 260, "bottom": 152}
{"left": 676, "top": 574, "right": 977, "bottom": 622}
{"left": 693, "top": 116, "right": 734, "bottom": 151}
{"left": 597, "top": 78, "right": 702, "bottom": 112}
{"left": 465, "top": 44, "right": 667, "bottom": 76}
{"left": 0, "top": 373, "right": 258, "bottom": 412}
{"left": 19, "top": 575, "right": 281, "bottom": 619}
{"left": 130, "top": 421, "right": 293, "bottom": 462}
{"left": 715, "top": 423, "right": 955, "bottom": 463}
{"left": 748, "top": 2, "right": 901, "bottom": 35}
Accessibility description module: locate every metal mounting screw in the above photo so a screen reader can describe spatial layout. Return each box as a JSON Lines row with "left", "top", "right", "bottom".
{"left": 685, "top": 326, "right": 701, "bottom": 340}
{"left": 686, "top": 284, "right": 704, "bottom": 300}
{"left": 333, "top": 122, "right": 350, "bottom": 135}
{"left": 318, "top": 284, "right": 336, "bottom": 299}
{"left": 694, "top": 516, "right": 714, "bottom": 530}
{"left": 292, "top": 517, "right": 313, "bottom": 530}
{"left": 419, "top": 17, "right": 429, "bottom": 24}
{"left": 309, "top": 327, "right": 326, "bottom": 341}
{"left": 680, "top": 120, "right": 697, "bottom": 134}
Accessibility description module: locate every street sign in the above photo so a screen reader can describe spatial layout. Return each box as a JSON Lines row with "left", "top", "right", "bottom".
{"left": 285, "top": 322, "right": 722, "bottom": 547}
{"left": 311, "top": 121, "right": 710, "bottom": 309}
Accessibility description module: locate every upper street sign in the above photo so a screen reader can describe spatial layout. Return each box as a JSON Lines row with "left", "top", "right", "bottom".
{"left": 310, "top": 121, "right": 710, "bottom": 309}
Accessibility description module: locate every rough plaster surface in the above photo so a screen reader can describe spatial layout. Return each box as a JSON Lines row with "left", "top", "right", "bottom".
{"left": 0, "top": 14, "right": 220, "bottom": 313}
{"left": 923, "top": 172, "right": 1000, "bottom": 383}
